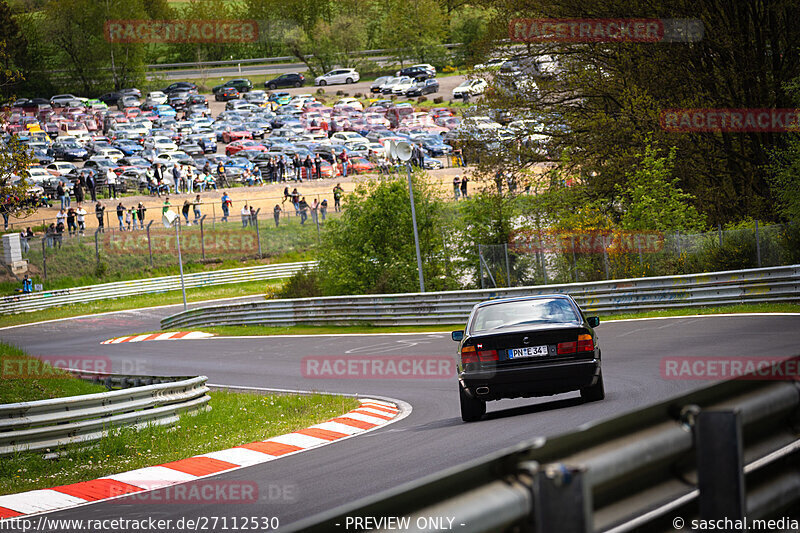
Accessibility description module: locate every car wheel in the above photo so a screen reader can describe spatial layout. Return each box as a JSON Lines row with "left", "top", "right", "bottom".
{"left": 268, "top": 83, "right": 276, "bottom": 90}
{"left": 319, "top": 80, "right": 327, "bottom": 86}
{"left": 580, "top": 370, "right": 605, "bottom": 402}
{"left": 459, "top": 383, "right": 485, "bottom": 422}
{"left": 345, "top": 78, "right": 353, "bottom": 84}
{"left": 294, "top": 82, "right": 301, "bottom": 88}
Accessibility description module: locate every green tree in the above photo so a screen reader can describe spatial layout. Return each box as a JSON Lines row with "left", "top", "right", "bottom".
{"left": 382, "top": 0, "right": 447, "bottom": 66}
{"left": 318, "top": 174, "right": 457, "bottom": 295}
{"left": 615, "top": 143, "right": 706, "bottom": 232}
{"left": 285, "top": 14, "right": 367, "bottom": 77}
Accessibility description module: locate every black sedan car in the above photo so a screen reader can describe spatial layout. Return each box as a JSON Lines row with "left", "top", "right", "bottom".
{"left": 452, "top": 294, "right": 604, "bottom": 422}
{"left": 405, "top": 78, "right": 440, "bottom": 97}
{"left": 265, "top": 73, "right": 305, "bottom": 89}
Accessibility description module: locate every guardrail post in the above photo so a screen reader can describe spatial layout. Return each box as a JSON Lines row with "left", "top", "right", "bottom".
{"left": 695, "top": 410, "right": 745, "bottom": 522}
{"left": 755, "top": 220, "right": 761, "bottom": 267}
{"left": 200, "top": 215, "right": 207, "bottom": 261}
{"left": 41, "top": 238, "right": 47, "bottom": 280}
{"left": 146, "top": 221, "right": 153, "bottom": 267}
{"left": 531, "top": 463, "right": 590, "bottom": 533}
{"left": 254, "top": 208, "right": 262, "bottom": 258}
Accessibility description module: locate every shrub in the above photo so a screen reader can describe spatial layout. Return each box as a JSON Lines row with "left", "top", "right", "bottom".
{"left": 336, "top": 90, "right": 344, "bottom": 96}
{"left": 342, "top": 92, "right": 350, "bottom": 97}
{"left": 315, "top": 88, "right": 325, "bottom": 95}
{"left": 275, "top": 268, "right": 323, "bottom": 299}
{"left": 442, "top": 65, "right": 457, "bottom": 73}
{"left": 417, "top": 96, "right": 428, "bottom": 103}
{"left": 354, "top": 92, "right": 363, "bottom": 98}
{"left": 433, "top": 96, "right": 443, "bottom": 104}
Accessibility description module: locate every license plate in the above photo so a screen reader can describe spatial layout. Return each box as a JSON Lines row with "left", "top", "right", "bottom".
{"left": 508, "top": 345, "right": 549, "bottom": 359}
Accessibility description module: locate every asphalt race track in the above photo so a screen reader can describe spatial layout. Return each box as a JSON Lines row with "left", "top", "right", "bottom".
{"left": 2, "top": 309, "right": 799, "bottom": 532}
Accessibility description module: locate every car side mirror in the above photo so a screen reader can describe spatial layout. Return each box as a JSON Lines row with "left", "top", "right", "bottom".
{"left": 451, "top": 330, "right": 464, "bottom": 342}
{"left": 587, "top": 316, "right": 600, "bottom": 328}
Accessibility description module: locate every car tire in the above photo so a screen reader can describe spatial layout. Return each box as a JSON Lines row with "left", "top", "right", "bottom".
{"left": 268, "top": 83, "right": 276, "bottom": 90}
{"left": 459, "top": 383, "right": 486, "bottom": 422}
{"left": 580, "top": 370, "right": 605, "bottom": 402}
{"left": 294, "top": 82, "right": 301, "bottom": 88}
{"left": 345, "top": 78, "right": 353, "bottom": 84}
{"left": 319, "top": 80, "right": 327, "bottom": 86}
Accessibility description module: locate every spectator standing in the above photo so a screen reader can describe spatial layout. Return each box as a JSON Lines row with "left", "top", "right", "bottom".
{"left": 249, "top": 205, "right": 256, "bottom": 227}
{"left": 291, "top": 188, "right": 300, "bottom": 216}
{"left": 460, "top": 175, "right": 469, "bottom": 199}
{"left": 74, "top": 175, "right": 85, "bottom": 204}
{"left": 106, "top": 169, "right": 118, "bottom": 199}
{"left": 20, "top": 229, "right": 30, "bottom": 254}
{"left": 217, "top": 162, "right": 227, "bottom": 188}
{"left": 95, "top": 202, "right": 105, "bottom": 232}
{"left": 453, "top": 175, "right": 461, "bottom": 200}
{"left": 116, "top": 202, "right": 125, "bottom": 230}
{"left": 76, "top": 206, "right": 86, "bottom": 234}
{"left": 173, "top": 165, "right": 182, "bottom": 194}
{"left": 333, "top": 184, "right": 344, "bottom": 212}
{"left": 282, "top": 186, "right": 290, "bottom": 205}
{"left": 303, "top": 155, "right": 313, "bottom": 180}
{"left": 320, "top": 199, "right": 328, "bottom": 221}
{"left": 86, "top": 173, "right": 97, "bottom": 202}
{"left": 310, "top": 198, "right": 319, "bottom": 224}
{"left": 240, "top": 204, "right": 249, "bottom": 228}
{"left": 66, "top": 207, "right": 76, "bottom": 236}
{"left": 128, "top": 206, "right": 136, "bottom": 230}
{"left": 277, "top": 156, "right": 286, "bottom": 182}
{"left": 56, "top": 208, "right": 66, "bottom": 229}
{"left": 298, "top": 197, "right": 309, "bottom": 225}
{"left": 339, "top": 149, "right": 349, "bottom": 177}
{"left": 273, "top": 204, "right": 281, "bottom": 227}
{"left": 185, "top": 166, "right": 194, "bottom": 194}
{"left": 57, "top": 181, "right": 68, "bottom": 210}
{"left": 293, "top": 154, "right": 302, "bottom": 181}
{"left": 266, "top": 157, "right": 275, "bottom": 183}
{"left": 314, "top": 154, "right": 322, "bottom": 179}
{"left": 221, "top": 192, "right": 232, "bottom": 221}
{"left": 137, "top": 203, "right": 146, "bottom": 229}
{"left": 193, "top": 195, "right": 202, "bottom": 223}
{"left": 162, "top": 197, "right": 171, "bottom": 216}
{"left": 182, "top": 200, "right": 191, "bottom": 225}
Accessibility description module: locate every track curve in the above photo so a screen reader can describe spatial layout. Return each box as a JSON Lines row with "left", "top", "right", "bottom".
{"left": 2, "top": 309, "right": 798, "bottom": 531}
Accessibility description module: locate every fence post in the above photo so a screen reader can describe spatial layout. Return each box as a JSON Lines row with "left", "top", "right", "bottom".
{"left": 538, "top": 231, "right": 548, "bottom": 284}
{"left": 755, "top": 219, "right": 761, "bottom": 267}
{"left": 200, "top": 215, "right": 207, "bottom": 261}
{"left": 41, "top": 238, "right": 47, "bottom": 280}
{"left": 94, "top": 229, "right": 100, "bottom": 270}
{"left": 718, "top": 224, "right": 723, "bottom": 246}
{"left": 146, "top": 221, "right": 153, "bottom": 267}
{"left": 601, "top": 234, "right": 609, "bottom": 280}
{"left": 570, "top": 234, "right": 578, "bottom": 282}
{"left": 531, "top": 463, "right": 591, "bottom": 533}
{"left": 504, "top": 243, "right": 511, "bottom": 287}
{"left": 254, "top": 208, "right": 262, "bottom": 258}
{"left": 212, "top": 203, "right": 216, "bottom": 229}
{"left": 478, "top": 244, "right": 485, "bottom": 289}
{"left": 637, "top": 234, "right": 643, "bottom": 267}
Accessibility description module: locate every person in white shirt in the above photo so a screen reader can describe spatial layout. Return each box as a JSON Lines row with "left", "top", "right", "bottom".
{"left": 241, "top": 204, "right": 249, "bottom": 228}
{"left": 75, "top": 205, "right": 87, "bottom": 234}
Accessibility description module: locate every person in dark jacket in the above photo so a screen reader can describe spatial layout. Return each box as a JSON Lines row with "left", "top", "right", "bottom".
{"left": 298, "top": 197, "right": 309, "bottom": 225}
{"left": 314, "top": 154, "right": 322, "bottom": 180}
{"left": 303, "top": 155, "right": 313, "bottom": 181}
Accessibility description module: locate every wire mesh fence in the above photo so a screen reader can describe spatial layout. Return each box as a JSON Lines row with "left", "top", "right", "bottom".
{"left": 477, "top": 223, "right": 800, "bottom": 288}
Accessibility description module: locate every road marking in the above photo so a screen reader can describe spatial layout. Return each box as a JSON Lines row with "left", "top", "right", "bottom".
{"left": 100, "top": 331, "right": 214, "bottom": 344}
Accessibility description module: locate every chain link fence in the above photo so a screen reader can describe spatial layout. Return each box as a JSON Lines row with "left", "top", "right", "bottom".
{"left": 477, "top": 223, "right": 800, "bottom": 288}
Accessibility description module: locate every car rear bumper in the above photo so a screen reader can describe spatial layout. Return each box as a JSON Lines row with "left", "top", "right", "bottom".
{"left": 460, "top": 358, "right": 600, "bottom": 401}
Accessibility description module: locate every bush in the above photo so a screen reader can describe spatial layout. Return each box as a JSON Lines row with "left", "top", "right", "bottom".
{"left": 343, "top": 92, "right": 350, "bottom": 97}
{"left": 354, "top": 92, "right": 363, "bottom": 98}
{"left": 442, "top": 65, "right": 457, "bottom": 73}
{"left": 336, "top": 90, "right": 344, "bottom": 96}
{"left": 275, "top": 268, "right": 323, "bottom": 299}
{"left": 433, "top": 96, "right": 443, "bottom": 104}
{"left": 417, "top": 96, "right": 428, "bottom": 103}
{"left": 315, "top": 88, "right": 325, "bottom": 95}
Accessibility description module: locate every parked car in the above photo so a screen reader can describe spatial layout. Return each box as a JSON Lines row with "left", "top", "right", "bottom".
{"left": 315, "top": 68, "right": 360, "bottom": 86}
{"left": 405, "top": 79, "right": 440, "bottom": 97}
{"left": 145, "top": 91, "right": 168, "bottom": 106}
{"left": 474, "top": 58, "right": 508, "bottom": 70}
{"left": 215, "top": 87, "right": 240, "bottom": 102}
{"left": 452, "top": 294, "right": 604, "bottom": 422}
{"left": 265, "top": 73, "right": 305, "bottom": 89}
{"left": 396, "top": 65, "right": 434, "bottom": 80}
{"left": 49, "top": 140, "right": 88, "bottom": 161}
{"left": 162, "top": 82, "right": 198, "bottom": 95}
{"left": 453, "top": 78, "right": 488, "bottom": 99}
{"left": 370, "top": 76, "right": 391, "bottom": 93}
{"left": 212, "top": 78, "right": 253, "bottom": 95}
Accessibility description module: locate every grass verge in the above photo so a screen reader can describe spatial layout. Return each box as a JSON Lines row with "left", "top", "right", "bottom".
{"left": 177, "top": 302, "right": 800, "bottom": 337}
{"left": 0, "top": 390, "right": 359, "bottom": 495}
{"left": 0, "top": 279, "right": 284, "bottom": 329}
{"left": 0, "top": 342, "right": 107, "bottom": 404}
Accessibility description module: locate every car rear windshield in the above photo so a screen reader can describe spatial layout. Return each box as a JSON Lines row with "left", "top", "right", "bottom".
{"left": 470, "top": 298, "right": 580, "bottom": 334}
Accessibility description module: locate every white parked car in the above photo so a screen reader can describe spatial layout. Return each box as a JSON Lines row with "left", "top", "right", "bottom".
{"left": 315, "top": 68, "right": 360, "bottom": 86}
{"left": 330, "top": 132, "right": 367, "bottom": 144}
{"left": 392, "top": 78, "right": 417, "bottom": 95}
{"left": 145, "top": 91, "right": 168, "bottom": 106}
{"left": 453, "top": 78, "right": 488, "bottom": 98}
{"left": 145, "top": 137, "right": 178, "bottom": 152}
{"left": 95, "top": 148, "right": 124, "bottom": 161}
{"left": 474, "top": 58, "right": 508, "bottom": 70}
{"left": 334, "top": 97, "right": 363, "bottom": 110}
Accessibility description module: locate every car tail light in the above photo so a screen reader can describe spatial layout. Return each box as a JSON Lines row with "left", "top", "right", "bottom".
{"left": 461, "top": 346, "right": 478, "bottom": 364}
{"left": 478, "top": 349, "right": 497, "bottom": 362}
{"left": 556, "top": 341, "right": 576, "bottom": 355}
{"left": 577, "top": 334, "right": 594, "bottom": 352}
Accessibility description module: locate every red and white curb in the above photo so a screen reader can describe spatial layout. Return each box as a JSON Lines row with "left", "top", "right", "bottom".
{"left": 0, "top": 398, "right": 400, "bottom": 519}
{"left": 101, "top": 331, "right": 214, "bottom": 344}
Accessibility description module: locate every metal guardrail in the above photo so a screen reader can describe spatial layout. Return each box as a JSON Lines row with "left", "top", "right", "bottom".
{"left": 145, "top": 44, "right": 462, "bottom": 70}
{"left": 161, "top": 265, "right": 800, "bottom": 330}
{"left": 0, "top": 374, "right": 209, "bottom": 456}
{"left": 293, "top": 359, "right": 800, "bottom": 532}
{"left": 0, "top": 261, "right": 317, "bottom": 315}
